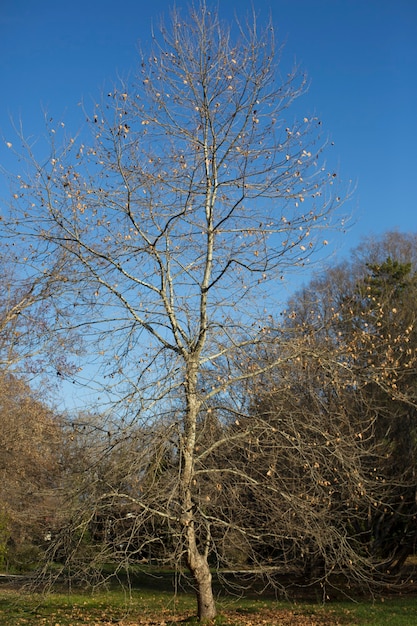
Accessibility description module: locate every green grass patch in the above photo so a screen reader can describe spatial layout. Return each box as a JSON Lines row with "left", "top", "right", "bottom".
{"left": 334, "top": 597, "right": 417, "bottom": 625}
{"left": 1, "top": 570, "right": 417, "bottom": 625}
{"left": 0, "top": 586, "right": 197, "bottom": 625}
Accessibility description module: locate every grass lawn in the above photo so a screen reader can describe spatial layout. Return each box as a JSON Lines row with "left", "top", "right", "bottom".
{"left": 1, "top": 569, "right": 417, "bottom": 625}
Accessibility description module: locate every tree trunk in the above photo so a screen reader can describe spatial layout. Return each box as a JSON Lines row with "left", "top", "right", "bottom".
{"left": 187, "top": 525, "right": 217, "bottom": 621}
{"left": 182, "top": 360, "right": 217, "bottom": 621}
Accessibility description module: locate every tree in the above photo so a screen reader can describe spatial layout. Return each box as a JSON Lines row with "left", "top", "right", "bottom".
{"left": 0, "top": 247, "right": 78, "bottom": 380}
{"left": 231, "top": 324, "right": 388, "bottom": 591}
{"left": 0, "top": 372, "right": 63, "bottom": 570}
{"left": 0, "top": 229, "right": 82, "bottom": 572}
{"left": 343, "top": 237, "right": 417, "bottom": 571}
{"left": 276, "top": 231, "right": 417, "bottom": 578}
{"left": 6, "top": 3, "right": 343, "bottom": 618}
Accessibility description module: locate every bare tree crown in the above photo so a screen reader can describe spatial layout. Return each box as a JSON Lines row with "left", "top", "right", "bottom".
{"left": 5, "top": 4, "right": 345, "bottom": 620}
{"left": 10, "top": 4, "right": 340, "bottom": 377}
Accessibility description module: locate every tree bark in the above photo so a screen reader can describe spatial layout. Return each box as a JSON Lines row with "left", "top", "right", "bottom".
{"left": 182, "top": 360, "right": 217, "bottom": 621}
{"left": 187, "top": 525, "right": 217, "bottom": 621}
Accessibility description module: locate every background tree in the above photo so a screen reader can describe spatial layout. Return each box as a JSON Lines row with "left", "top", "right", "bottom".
{"left": 228, "top": 325, "right": 386, "bottom": 592}
{"left": 0, "top": 245, "right": 81, "bottom": 571}
{"left": 342, "top": 234, "right": 417, "bottom": 571}
{"left": 6, "top": 3, "right": 343, "bottom": 619}
{"left": 0, "top": 247, "right": 78, "bottom": 379}
{"left": 0, "top": 372, "right": 63, "bottom": 571}
{"left": 275, "top": 231, "right": 417, "bottom": 578}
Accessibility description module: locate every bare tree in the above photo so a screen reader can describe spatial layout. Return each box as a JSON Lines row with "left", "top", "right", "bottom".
{"left": 0, "top": 224, "right": 81, "bottom": 572}
{"left": 237, "top": 325, "right": 389, "bottom": 594}
{"left": 0, "top": 249, "right": 77, "bottom": 378}
{"left": 268, "top": 231, "right": 417, "bottom": 581}
{"left": 6, "top": 3, "right": 343, "bottom": 619}
{"left": 0, "top": 372, "right": 63, "bottom": 570}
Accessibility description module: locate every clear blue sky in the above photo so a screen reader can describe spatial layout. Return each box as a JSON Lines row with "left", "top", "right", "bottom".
{"left": 1, "top": 0, "right": 416, "bottom": 258}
